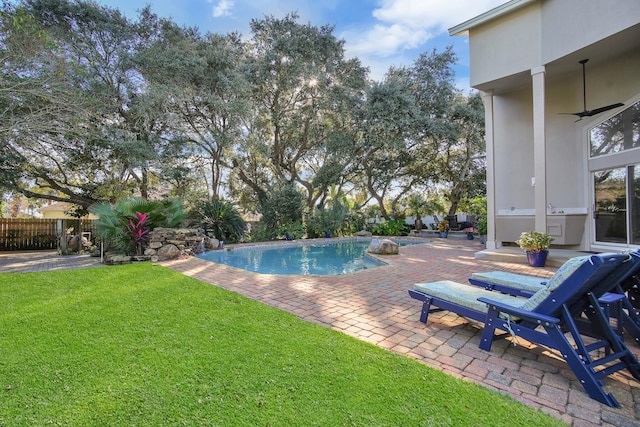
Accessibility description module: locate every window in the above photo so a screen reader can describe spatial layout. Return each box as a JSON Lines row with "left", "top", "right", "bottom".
{"left": 589, "top": 100, "right": 640, "bottom": 158}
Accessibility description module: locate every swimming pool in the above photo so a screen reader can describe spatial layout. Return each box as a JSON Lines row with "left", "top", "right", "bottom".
{"left": 196, "top": 239, "right": 418, "bottom": 275}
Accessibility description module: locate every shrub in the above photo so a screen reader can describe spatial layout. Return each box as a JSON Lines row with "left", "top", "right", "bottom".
{"left": 187, "top": 197, "right": 247, "bottom": 243}
{"left": 307, "top": 201, "right": 348, "bottom": 238}
{"left": 372, "top": 219, "right": 405, "bottom": 236}
{"left": 90, "top": 198, "right": 184, "bottom": 255}
{"left": 476, "top": 217, "right": 487, "bottom": 235}
{"left": 257, "top": 182, "right": 305, "bottom": 241}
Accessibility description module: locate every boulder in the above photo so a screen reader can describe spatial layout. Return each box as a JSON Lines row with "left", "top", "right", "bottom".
{"left": 206, "top": 238, "right": 220, "bottom": 250}
{"left": 157, "top": 243, "right": 181, "bottom": 260}
{"left": 104, "top": 254, "right": 132, "bottom": 265}
{"left": 367, "top": 239, "right": 399, "bottom": 255}
{"left": 354, "top": 229, "right": 373, "bottom": 237}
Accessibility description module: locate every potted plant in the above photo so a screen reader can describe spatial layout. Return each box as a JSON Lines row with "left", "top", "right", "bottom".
{"left": 463, "top": 226, "right": 476, "bottom": 240}
{"left": 476, "top": 217, "right": 487, "bottom": 244}
{"left": 515, "top": 230, "right": 554, "bottom": 267}
{"left": 437, "top": 219, "right": 449, "bottom": 238}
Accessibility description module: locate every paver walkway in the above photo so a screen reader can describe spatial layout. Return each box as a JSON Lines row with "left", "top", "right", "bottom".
{"left": 2, "top": 241, "right": 639, "bottom": 426}
{"left": 163, "top": 239, "right": 640, "bottom": 427}
{"left": 0, "top": 250, "right": 103, "bottom": 273}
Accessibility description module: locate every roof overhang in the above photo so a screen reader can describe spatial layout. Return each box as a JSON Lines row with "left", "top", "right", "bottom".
{"left": 448, "top": 0, "right": 536, "bottom": 36}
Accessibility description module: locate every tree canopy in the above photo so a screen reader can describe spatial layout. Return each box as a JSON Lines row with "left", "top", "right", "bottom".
{"left": 1, "top": 0, "right": 485, "bottom": 224}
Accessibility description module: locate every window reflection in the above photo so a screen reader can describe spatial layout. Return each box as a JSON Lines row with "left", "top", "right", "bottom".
{"left": 590, "top": 100, "right": 640, "bottom": 157}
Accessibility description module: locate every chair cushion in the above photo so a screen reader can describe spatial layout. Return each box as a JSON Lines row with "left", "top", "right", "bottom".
{"left": 470, "top": 271, "right": 545, "bottom": 293}
{"left": 520, "top": 255, "right": 592, "bottom": 312}
{"left": 414, "top": 280, "right": 527, "bottom": 313}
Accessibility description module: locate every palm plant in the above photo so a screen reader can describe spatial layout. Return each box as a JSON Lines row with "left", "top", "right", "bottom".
{"left": 90, "top": 198, "right": 184, "bottom": 254}
{"left": 188, "top": 197, "right": 247, "bottom": 243}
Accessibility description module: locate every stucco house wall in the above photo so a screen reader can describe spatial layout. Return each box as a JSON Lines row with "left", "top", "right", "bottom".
{"left": 451, "top": 0, "right": 640, "bottom": 251}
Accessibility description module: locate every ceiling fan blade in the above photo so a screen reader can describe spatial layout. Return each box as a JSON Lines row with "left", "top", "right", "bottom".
{"left": 581, "top": 102, "right": 624, "bottom": 117}
{"left": 559, "top": 59, "right": 624, "bottom": 119}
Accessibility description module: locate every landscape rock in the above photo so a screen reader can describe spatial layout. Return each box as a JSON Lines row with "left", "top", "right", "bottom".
{"left": 157, "top": 243, "right": 181, "bottom": 260}
{"left": 367, "top": 239, "right": 399, "bottom": 255}
{"left": 354, "top": 230, "right": 373, "bottom": 237}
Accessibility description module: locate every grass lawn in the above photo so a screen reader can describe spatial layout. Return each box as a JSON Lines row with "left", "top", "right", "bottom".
{"left": 0, "top": 263, "right": 563, "bottom": 426}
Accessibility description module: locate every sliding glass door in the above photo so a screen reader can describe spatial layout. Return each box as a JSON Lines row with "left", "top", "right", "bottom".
{"left": 590, "top": 100, "right": 640, "bottom": 246}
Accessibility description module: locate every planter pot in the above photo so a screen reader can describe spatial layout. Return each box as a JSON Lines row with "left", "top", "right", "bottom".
{"left": 526, "top": 250, "right": 548, "bottom": 267}
{"left": 466, "top": 234, "right": 474, "bottom": 240}
{"left": 479, "top": 235, "right": 486, "bottom": 244}
{"left": 285, "top": 233, "right": 293, "bottom": 241}
{"left": 324, "top": 232, "right": 331, "bottom": 238}
{"left": 440, "top": 232, "right": 448, "bottom": 238}
{"left": 415, "top": 219, "right": 423, "bottom": 230}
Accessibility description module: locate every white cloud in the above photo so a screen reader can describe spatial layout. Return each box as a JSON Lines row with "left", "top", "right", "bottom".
{"left": 346, "top": 0, "right": 505, "bottom": 59}
{"left": 211, "top": 0, "right": 234, "bottom": 18}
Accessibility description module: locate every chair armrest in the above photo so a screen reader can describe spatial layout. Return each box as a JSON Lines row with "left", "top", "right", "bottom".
{"left": 477, "top": 297, "right": 560, "bottom": 325}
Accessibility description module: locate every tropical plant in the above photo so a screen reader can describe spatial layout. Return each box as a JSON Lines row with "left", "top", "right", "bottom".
{"left": 90, "top": 198, "right": 184, "bottom": 254}
{"left": 437, "top": 220, "right": 449, "bottom": 233}
{"left": 476, "top": 217, "right": 487, "bottom": 236}
{"left": 372, "top": 219, "right": 405, "bottom": 236}
{"left": 127, "top": 212, "right": 150, "bottom": 255}
{"left": 515, "top": 231, "right": 554, "bottom": 252}
{"left": 277, "top": 220, "right": 305, "bottom": 240}
{"left": 187, "top": 198, "right": 247, "bottom": 243}
{"left": 307, "top": 201, "right": 348, "bottom": 238}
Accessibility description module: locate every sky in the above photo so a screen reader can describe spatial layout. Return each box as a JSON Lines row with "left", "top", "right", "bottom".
{"left": 93, "top": 0, "right": 507, "bottom": 91}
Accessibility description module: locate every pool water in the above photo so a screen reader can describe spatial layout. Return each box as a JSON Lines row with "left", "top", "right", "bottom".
{"left": 197, "top": 239, "right": 394, "bottom": 275}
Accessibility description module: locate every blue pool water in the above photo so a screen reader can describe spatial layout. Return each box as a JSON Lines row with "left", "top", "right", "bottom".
{"left": 197, "top": 239, "right": 402, "bottom": 275}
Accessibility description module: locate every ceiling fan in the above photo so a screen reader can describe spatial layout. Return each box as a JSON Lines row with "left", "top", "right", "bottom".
{"left": 561, "top": 59, "right": 623, "bottom": 119}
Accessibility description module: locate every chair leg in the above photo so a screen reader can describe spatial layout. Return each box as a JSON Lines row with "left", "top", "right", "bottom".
{"left": 543, "top": 321, "right": 622, "bottom": 407}
{"left": 479, "top": 307, "right": 499, "bottom": 351}
{"left": 419, "top": 299, "right": 433, "bottom": 324}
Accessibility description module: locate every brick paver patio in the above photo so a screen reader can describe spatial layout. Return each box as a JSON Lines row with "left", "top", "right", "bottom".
{"left": 164, "top": 238, "right": 640, "bottom": 427}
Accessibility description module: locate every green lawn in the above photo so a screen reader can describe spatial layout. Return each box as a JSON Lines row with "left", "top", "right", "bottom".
{"left": 0, "top": 263, "right": 562, "bottom": 426}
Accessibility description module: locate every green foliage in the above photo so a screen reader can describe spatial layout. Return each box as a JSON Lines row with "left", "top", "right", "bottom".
{"left": 516, "top": 231, "right": 554, "bottom": 252}
{"left": 306, "top": 201, "right": 348, "bottom": 238}
{"left": 371, "top": 219, "right": 406, "bottom": 236}
{"left": 476, "top": 217, "right": 488, "bottom": 235}
{"left": 459, "top": 196, "right": 487, "bottom": 218}
{"left": 437, "top": 219, "right": 450, "bottom": 233}
{"left": 403, "top": 192, "right": 446, "bottom": 218}
{"left": 277, "top": 220, "right": 305, "bottom": 240}
{"left": 3, "top": 0, "right": 487, "bottom": 229}
{"left": 340, "top": 209, "right": 366, "bottom": 235}
{"left": 187, "top": 197, "right": 247, "bottom": 243}
{"left": 90, "top": 198, "right": 184, "bottom": 254}
{"left": 257, "top": 182, "right": 305, "bottom": 241}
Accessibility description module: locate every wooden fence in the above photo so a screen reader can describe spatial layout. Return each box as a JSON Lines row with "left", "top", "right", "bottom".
{"left": 0, "top": 218, "right": 98, "bottom": 251}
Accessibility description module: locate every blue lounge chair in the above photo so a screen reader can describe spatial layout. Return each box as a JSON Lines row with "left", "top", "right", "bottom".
{"left": 468, "top": 253, "right": 640, "bottom": 346}
{"left": 408, "top": 253, "right": 640, "bottom": 407}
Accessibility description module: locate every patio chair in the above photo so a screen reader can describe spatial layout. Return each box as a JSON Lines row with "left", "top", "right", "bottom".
{"left": 408, "top": 253, "right": 640, "bottom": 407}
{"left": 467, "top": 253, "right": 640, "bottom": 346}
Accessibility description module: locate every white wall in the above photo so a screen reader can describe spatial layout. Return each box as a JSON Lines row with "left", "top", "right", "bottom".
{"left": 541, "top": 0, "right": 640, "bottom": 64}
{"left": 469, "top": 2, "right": 541, "bottom": 87}
{"left": 493, "top": 87, "right": 534, "bottom": 211}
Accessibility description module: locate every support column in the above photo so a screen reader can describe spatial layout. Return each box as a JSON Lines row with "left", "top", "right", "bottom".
{"left": 531, "top": 66, "right": 547, "bottom": 232}
{"left": 481, "top": 90, "right": 499, "bottom": 250}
